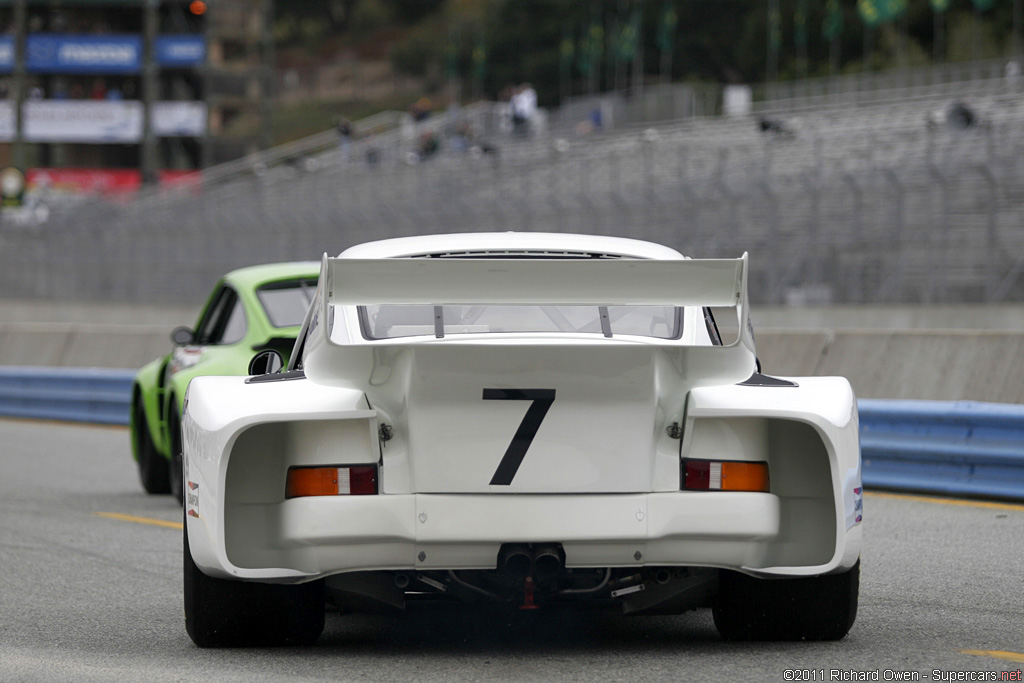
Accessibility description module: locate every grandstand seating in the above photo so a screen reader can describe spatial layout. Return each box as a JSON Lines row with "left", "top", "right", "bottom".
{"left": 3, "top": 64, "right": 1024, "bottom": 307}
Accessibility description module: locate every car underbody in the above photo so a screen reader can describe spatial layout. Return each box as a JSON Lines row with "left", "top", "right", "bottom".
{"left": 326, "top": 555, "right": 719, "bottom": 616}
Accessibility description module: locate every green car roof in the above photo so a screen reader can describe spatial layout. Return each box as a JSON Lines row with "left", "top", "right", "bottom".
{"left": 222, "top": 261, "right": 320, "bottom": 291}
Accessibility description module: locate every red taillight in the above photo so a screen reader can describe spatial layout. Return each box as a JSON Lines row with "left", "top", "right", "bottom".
{"left": 344, "top": 466, "right": 378, "bottom": 495}
{"left": 682, "top": 460, "right": 769, "bottom": 492}
{"left": 684, "top": 460, "right": 711, "bottom": 490}
{"left": 286, "top": 465, "right": 378, "bottom": 498}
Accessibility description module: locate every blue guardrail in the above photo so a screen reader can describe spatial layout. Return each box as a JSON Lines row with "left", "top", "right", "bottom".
{"left": 0, "top": 366, "right": 134, "bottom": 425}
{"left": 859, "top": 399, "right": 1024, "bottom": 501}
{"left": 1, "top": 367, "right": 1023, "bottom": 501}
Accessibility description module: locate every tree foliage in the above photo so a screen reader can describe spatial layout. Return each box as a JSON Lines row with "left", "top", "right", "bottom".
{"left": 276, "top": 0, "right": 1022, "bottom": 105}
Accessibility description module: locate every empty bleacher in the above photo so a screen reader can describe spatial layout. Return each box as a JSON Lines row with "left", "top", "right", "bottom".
{"left": 3, "top": 62, "right": 1024, "bottom": 306}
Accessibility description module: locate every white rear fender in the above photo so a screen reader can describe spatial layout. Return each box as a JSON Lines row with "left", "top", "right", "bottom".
{"left": 182, "top": 375, "right": 376, "bottom": 579}
{"left": 684, "top": 378, "right": 862, "bottom": 574}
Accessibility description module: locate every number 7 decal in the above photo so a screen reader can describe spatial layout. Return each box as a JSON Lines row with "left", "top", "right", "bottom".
{"left": 483, "top": 388, "right": 556, "bottom": 485}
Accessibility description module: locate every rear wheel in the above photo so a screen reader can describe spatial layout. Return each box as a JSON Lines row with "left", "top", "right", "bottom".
{"left": 183, "top": 512, "right": 325, "bottom": 647}
{"left": 713, "top": 560, "right": 859, "bottom": 641}
{"left": 133, "top": 396, "right": 170, "bottom": 494}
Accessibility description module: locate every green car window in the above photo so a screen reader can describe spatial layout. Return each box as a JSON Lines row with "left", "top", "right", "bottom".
{"left": 196, "top": 286, "right": 247, "bottom": 345}
{"left": 221, "top": 297, "right": 246, "bottom": 345}
{"left": 257, "top": 279, "right": 318, "bottom": 328}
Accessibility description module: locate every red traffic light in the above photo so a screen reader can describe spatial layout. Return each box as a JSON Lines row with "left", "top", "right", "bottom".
{"left": 189, "top": 1, "right": 207, "bottom": 16}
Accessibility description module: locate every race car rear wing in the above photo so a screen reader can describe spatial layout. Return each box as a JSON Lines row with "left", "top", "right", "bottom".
{"left": 304, "top": 252, "right": 757, "bottom": 387}
{"left": 323, "top": 255, "right": 746, "bottom": 308}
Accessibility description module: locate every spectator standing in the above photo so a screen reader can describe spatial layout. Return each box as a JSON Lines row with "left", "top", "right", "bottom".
{"left": 511, "top": 82, "right": 537, "bottom": 136}
{"left": 336, "top": 117, "right": 353, "bottom": 163}
{"left": 410, "top": 97, "right": 432, "bottom": 122}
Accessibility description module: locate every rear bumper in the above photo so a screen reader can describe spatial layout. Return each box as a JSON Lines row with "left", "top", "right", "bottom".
{"left": 199, "top": 491, "right": 853, "bottom": 581}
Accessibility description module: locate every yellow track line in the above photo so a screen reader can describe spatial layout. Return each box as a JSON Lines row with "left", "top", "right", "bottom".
{"left": 959, "top": 649, "right": 1024, "bottom": 664}
{"left": 866, "top": 491, "right": 1024, "bottom": 513}
{"left": 0, "top": 416, "right": 127, "bottom": 431}
{"left": 94, "top": 512, "right": 182, "bottom": 530}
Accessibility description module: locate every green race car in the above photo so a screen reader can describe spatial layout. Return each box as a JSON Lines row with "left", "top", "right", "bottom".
{"left": 130, "top": 262, "right": 319, "bottom": 501}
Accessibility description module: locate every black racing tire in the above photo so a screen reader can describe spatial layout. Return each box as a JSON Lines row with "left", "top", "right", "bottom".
{"left": 168, "top": 404, "right": 184, "bottom": 504}
{"left": 133, "top": 396, "right": 170, "bottom": 494}
{"left": 713, "top": 560, "right": 859, "bottom": 641}
{"left": 183, "top": 510, "right": 325, "bottom": 648}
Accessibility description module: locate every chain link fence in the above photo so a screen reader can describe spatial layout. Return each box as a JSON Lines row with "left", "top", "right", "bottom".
{"left": 2, "top": 79, "right": 1024, "bottom": 308}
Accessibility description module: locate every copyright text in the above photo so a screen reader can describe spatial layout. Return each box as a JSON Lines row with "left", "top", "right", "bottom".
{"left": 783, "top": 670, "right": 1023, "bottom": 682}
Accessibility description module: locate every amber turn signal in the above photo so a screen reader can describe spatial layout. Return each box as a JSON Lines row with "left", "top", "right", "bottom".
{"left": 286, "top": 465, "right": 378, "bottom": 498}
{"left": 683, "top": 460, "right": 769, "bottom": 493}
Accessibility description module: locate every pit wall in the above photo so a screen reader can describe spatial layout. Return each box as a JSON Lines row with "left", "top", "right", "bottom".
{"left": 756, "top": 330, "right": 1024, "bottom": 404}
{"left": 3, "top": 301, "right": 1024, "bottom": 403}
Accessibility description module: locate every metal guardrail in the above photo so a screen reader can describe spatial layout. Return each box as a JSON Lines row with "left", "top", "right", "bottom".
{"left": 1, "top": 366, "right": 1021, "bottom": 502}
{"left": 759, "top": 57, "right": 1019, "bottom": 111}
{"left": 860, "top": 399, "right": 1024, "bottom": 501}
{"left": 129, "top": 109, "right": 408, "bottom": 204}
{"left": 0, "top": 367, "right": 134, "bottom": 425}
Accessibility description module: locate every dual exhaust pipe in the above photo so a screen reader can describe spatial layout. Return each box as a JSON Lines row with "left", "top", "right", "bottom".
{"left": 497, "top": 543, "right": 565, "bottom": 581}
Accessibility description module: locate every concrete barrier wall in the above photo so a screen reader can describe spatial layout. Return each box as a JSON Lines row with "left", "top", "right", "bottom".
{"left": 4, "top": 324, "right": 1024, "bottom": 402}
{"left": 0, "top": 323, "right": 173, "bottom": 370}
{"left": 0, "top": 299, "right": 195, "bottom": 325}
{"left": 752, "top": 331, "right": 832, "bottom": 378}
{"left": 0, "top": 298, "right": 193, "bottom": 370}
{"left": 757, "top": 330, "right": 1024, "bottom": 403}
{"left": 3, "top": 300, "right": 1024, "bottom": 403}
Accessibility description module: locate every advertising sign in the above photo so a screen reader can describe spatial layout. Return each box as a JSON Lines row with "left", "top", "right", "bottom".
{"left": 27, "top": 168, "right": 202, "bottom": 197}
{"left": 26, "top": 34, "right": 142, "bottom": 73}
{"left": 155, "top": 35, "right": 206, "bottom": 67}
{"left": 152, "top": 101, "right": 207, "bottom": 136}
{"left": 0, "top": 34, "right": 204, "bottom": 73}
{"left": 22, "top": 100, "right": 144, "bottom": 142}
{"left": 0, "top": 100, "right": 205, "bottom": 142}
{"left": 27, "top": 167, "right": 142, "bottom": 195}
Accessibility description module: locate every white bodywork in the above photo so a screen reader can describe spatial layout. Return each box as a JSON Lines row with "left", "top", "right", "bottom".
{"left": 183, "top": 233, "right": 862, "bottom": 585}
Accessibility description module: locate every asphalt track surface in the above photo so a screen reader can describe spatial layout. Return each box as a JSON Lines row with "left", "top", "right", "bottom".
{"left": 1, "top": 419, "right": 1023, "bottom": 683}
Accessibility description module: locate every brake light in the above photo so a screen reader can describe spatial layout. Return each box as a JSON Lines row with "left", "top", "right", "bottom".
{"left": 286, "top": 465, "right": 378, "bottom": 498}
{"left": 682, "top": 460, "right": 769, "bottom": 492}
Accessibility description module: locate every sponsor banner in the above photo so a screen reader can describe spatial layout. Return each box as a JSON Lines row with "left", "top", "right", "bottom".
{"left": 27, "top": 168, "right": 203, "bottom": 197}
{"left": 152, "top": 101, "right": 207, "bottom": 136}
{"left": 27, "top": 34, "right": 142, "bottom": 74}
{"left": 155, "top": 35, "right": 205, "bottom": 67}
{"left": 28, "top": 167, "right": 142, "bottom": 195}
{"left": 22, "top": 100, "right": 144, "bottom": 143}
{"left": 0, "top": 101, "right": 206, "bottom": 142}
{"left": 0, "top": 34, "right": 204, "bottom": 73}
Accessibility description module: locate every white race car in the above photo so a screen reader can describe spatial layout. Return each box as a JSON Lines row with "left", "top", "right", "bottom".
{"left": 182, "top": 232, "right": 862, "bottom": 647}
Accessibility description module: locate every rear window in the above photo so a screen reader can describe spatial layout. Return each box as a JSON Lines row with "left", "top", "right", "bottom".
{"left": 257, "top": 278, "right": 318, "bottom": 328}
{"left": 360, "top": 304, "right": 681, "bottom": 340}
